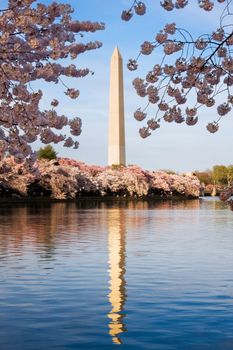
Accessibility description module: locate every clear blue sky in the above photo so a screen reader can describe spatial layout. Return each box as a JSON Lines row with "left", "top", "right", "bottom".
{"left": 38, "top": 0, "right": 232, "bottom": 172}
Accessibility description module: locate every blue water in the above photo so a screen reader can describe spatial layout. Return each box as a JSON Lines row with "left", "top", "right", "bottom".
{"left": 0, "top": 198, "right": 233, "bottom": 349}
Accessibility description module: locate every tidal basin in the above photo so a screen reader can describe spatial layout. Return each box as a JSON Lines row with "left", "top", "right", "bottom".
{"left": 1, "top": 198, "right": 233, "bottom": 349}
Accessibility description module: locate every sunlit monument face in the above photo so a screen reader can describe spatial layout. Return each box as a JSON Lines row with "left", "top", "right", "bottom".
{"left": 108, "top": 47, "right": 126, "bottom": 166}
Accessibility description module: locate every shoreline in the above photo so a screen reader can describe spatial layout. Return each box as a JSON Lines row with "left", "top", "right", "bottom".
{"left": 0, "top": 194, "right": 206, "bottom": 205}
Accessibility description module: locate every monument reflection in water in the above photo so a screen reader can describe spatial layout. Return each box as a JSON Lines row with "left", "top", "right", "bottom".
{"left": 107, "top": 209, "right": 126, "bottom": 344}
{"left": 106, "top": 200, "right": 203, "bottom": 344}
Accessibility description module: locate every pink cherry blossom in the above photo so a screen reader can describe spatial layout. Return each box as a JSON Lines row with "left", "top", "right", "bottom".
{"left": 206, "top": 122, "right": 219, "bottom": 133}
{"left": 0, "top": 0, "right": 104, "bottom": 163}
{"left": 123, "top": 0, "right": 232, "bottom": 138}
{"left": 134, "top": 109, "right": 147, "bottom": 121}
{"left": 134, "top": 2, "right": 146, "bottom": 15}
{"left": 0, "top": 157, "right": 201, "bottom": 199}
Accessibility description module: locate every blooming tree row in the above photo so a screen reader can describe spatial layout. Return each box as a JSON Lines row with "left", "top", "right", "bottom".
{"left": 0, "top": 157, "right": 200, "bottom": 199}
{"left": 122, "top": 0, "right": 233, "bottom": 137}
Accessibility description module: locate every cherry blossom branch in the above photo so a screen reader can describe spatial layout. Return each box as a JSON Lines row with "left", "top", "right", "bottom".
{"left": 0, "top": 1, "right": 105, "bottom": 164}
{"left": 123, "top": 1, "right": 233, "bottom": 137}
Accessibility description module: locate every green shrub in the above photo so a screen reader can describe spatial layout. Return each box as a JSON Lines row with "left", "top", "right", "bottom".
{"left": 37, "top": 145, "right": 57, "bottom": 160}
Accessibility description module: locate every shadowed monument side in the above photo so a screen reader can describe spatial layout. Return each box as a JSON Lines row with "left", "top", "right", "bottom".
{"left": 108, "top": 47, "right": 126, "bottom": 166}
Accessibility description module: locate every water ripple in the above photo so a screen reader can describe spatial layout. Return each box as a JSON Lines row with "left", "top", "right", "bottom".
{"left": 0, "top": 199, "right": 233, "bottom": 349}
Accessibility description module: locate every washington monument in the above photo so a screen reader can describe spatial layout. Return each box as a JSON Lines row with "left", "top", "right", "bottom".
{"left": 108, "top": 47, "right": 126, "bottom": 166}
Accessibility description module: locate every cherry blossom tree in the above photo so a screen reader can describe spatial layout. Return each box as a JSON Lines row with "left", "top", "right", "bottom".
{"left": 0, "top": 156, "right": 200, "bottom": 199}
{"left": 0, "top": 0, "right": 104, "bottom": 165}
{"left": 122, "top": 1, "right": 233, "bottom": 138}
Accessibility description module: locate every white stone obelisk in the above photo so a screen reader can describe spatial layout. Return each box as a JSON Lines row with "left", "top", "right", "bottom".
{"left": 108, "top": 47, "right": 126, "bottom": 166}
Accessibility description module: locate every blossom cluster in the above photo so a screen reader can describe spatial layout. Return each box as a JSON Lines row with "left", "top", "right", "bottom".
{"left": 121, "top": 1, "right": 146, "bottom": 21}
{"left": 0, "top": 157, "right": 200, "bottom": 199}
{"left": 122, "top": 0, "right": 227, "bottom": 19}
{"left": 0, "top": 1, "right": 104, "bottom": 164}
{"left": 122, "top": 0, "right": 232, "bottom": 137}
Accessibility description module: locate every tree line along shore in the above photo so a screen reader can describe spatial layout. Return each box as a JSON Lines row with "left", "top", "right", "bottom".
{"left": 0, "top": 157, "right": 200, "bottom": 200}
